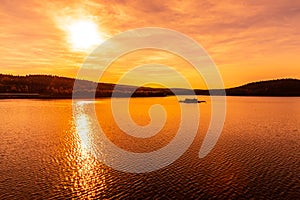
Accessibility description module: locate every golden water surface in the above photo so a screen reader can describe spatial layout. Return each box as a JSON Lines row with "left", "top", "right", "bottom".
{"left": 0, "top": 96, "right": 299, "bottom": 199}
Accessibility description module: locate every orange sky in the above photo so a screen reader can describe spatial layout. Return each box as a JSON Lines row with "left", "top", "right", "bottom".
{"left": 1, "top": 0, "right": 300, "bottom": 88}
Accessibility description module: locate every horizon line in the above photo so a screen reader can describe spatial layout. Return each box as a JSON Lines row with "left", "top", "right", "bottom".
{"left": 0, "top": 73, "right": 299, "bottom": 90}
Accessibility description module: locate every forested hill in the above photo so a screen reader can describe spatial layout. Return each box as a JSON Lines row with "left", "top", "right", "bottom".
{"left": 179, "top": 78, "right": 300, "bottom": 96}
{"left": 0, "top": 74, "right": 299, "bottom": 98}
{"left": 0, "top": 74, "right": 172, "bottom": 98}
{"left": 225, "top": 79, "right": 300, "bottom": 96}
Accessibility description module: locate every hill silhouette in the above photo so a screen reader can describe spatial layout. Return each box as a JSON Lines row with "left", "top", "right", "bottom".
{"left": 193, "top": 79, "right": 300, "bottom": 96}
{"left": 0, "top": 74, "right": 299, "bottom": 98}
{"left": 225, "top": 79, "right": 300, "bottom": 96}
{"left": 0, "top": 74, "right": 171, "bottom": 98}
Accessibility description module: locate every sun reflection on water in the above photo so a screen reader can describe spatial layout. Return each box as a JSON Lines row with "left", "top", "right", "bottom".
{"left": 69, "top": 101, "right": 107, "bottom": 198}
{"left": 75, "top": 113, "right": 91, "bottom": 151}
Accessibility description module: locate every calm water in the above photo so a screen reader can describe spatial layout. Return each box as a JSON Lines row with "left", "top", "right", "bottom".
{"left": 0, "top": 97, "right": 299, "bottom": 199}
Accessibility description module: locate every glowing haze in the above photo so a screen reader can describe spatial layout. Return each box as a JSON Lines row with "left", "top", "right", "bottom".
{"left": 1, "top": 0, "right": 300, "bottom": 88}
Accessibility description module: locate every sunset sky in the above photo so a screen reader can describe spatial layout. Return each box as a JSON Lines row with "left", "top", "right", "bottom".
{"left": 1, "top": 0, "right": 300, "bottom": 88}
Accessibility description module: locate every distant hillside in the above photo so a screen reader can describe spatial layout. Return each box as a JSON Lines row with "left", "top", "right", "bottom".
{"left": 0, "top": 74, "right": 299, "bottom": 98}
{"left": 179, "top": 79, "right": 300, "bottom": 96}
{"left": 0, "top": 74, "right": 172, "bottom": 98}
{"left": 225, "top": 79, "right": 300, "bottom": 96}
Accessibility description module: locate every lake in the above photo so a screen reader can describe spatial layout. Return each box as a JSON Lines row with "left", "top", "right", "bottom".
{"left": 0, "top": 96, "right": 299, "bottom": 199}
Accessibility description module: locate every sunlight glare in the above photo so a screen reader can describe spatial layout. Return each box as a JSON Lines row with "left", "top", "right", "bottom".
{"left": 66, "top": 20, "right": 104, "bottom": 51}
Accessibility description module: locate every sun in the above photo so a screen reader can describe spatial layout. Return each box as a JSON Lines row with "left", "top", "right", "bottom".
{"left": 66, "top": 20, "right": 104, "bottom": 51}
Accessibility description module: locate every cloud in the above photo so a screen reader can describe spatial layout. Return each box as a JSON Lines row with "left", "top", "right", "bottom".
{"left": 0, "top": 0, "right": 299, "bottom": 87}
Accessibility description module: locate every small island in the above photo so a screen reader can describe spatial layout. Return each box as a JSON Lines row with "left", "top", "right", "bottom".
{"left": 179, "top": 98, "right": 206, "bottom": 103}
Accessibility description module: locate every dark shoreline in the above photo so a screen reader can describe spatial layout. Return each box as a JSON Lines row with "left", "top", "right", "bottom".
{"left": 1, "top": 94, "right": 299, "bottom": 100}
{"left": 1, "top": 74, "right": 300, "bottom": 98}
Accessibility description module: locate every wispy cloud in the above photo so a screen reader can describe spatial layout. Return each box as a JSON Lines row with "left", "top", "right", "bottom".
{"left": 0, "top": 0, "right": 299, "bottom": 87}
